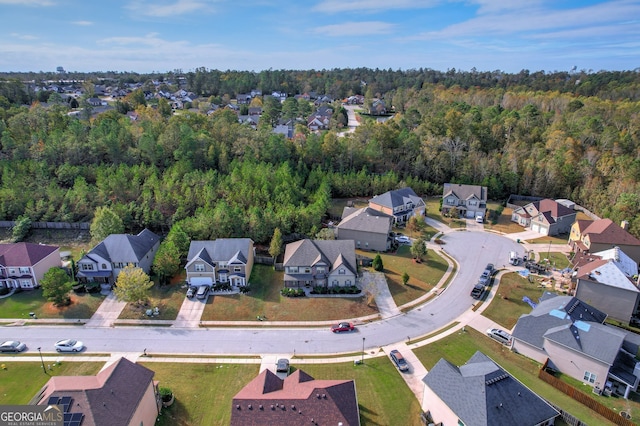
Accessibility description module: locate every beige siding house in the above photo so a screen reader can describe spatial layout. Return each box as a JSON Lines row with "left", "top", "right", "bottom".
{"left": 283, "top": 239, "right": 357, "bottom": 288}
{"left": 441, "top": 183, "right": 488, "bottom": 219}
{"left": 569, "top": 218, "right": 640, "bottom": 264}
{"left": 368, "top": 187, "right": 425, "bottom": 225}
{"left": 511, "top": 198, "right": 576, "bottom": 236}
{"left": 185, "top": 239, "right": 255, "bottom": 288}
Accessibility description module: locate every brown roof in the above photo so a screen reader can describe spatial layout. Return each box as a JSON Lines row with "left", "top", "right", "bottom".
{"left": 575, "top": 258, "right": 608, "bottom": 279}
{"left": 36, "top": 358, "right": 155, "bottom": 426}
{"left": 534, "top": 199, "right": 574, "bottom": 218}
{"left": 231, "top": 369, "right": 360, "bottom": 426}
{"left": 583, "top": 219, "right": 640, "bottom": 246}
{"left": 573, "top": 219, "right": 593, "bottom": 234}
{"left": 0, "top": 242, "right": 58, "bottom": 266}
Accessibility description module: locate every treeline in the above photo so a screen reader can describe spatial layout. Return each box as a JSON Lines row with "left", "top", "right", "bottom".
{"left": 0, "top": 68, "right": 639, "bottom": 240}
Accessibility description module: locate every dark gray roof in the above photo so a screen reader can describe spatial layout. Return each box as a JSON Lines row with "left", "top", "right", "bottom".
{"left": 442, "top": 183, "right": 488, "bottom": 202}
{"left": 187, "top": 239, "right": 254, "bottom": 266}
{"left": 544, "top": 322, "right": 626, "bottom": 365}
{"left": 369, "top": 187, "right": 424, "bottom": 210}
{"left": 337, "top": 207, "right": 392, "bottom": 234}
{"left": 283, "top": 240, "right": 356, "bottom": 275}
{"left": 423, "top": 351, "right": 558, "bottom": 426}
{"left": 88, "top": 229, "right": 159, "bottom": 263}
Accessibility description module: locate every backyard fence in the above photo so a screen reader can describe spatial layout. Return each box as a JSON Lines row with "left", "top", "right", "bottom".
{"left": 0, "top": 221, "right": 90, "bottom": 230}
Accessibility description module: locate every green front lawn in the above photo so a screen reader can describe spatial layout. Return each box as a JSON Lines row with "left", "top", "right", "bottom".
{"left": 118, "top": 281, "right": 187, "bottom": 320}
{"left": 413, "top": 328, "right": 615, "bottom": 425}
{"left": 201, "top": 265, "right": 378, "bottom": 321}
{"left": 0, "top": 362, "right": 104, "bottom": 405}
{"left": 0, "top": 288, "right": 104, "bottom": 319}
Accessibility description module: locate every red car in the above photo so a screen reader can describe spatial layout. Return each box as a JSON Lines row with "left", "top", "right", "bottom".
{"left": 331, "top": 322, "right": 355, "bottom": 333}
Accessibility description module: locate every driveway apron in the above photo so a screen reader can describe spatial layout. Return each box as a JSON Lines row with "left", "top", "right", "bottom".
{"left": 361, "top": 271, "right": 400, "bottom": 319}
{"left": 85, "top": 293, "right": 127, "bottom": 327}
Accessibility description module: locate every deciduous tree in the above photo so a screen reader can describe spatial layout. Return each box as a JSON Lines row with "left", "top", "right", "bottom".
{"left": 41, "top": 267, "right": 73, "bottom": 306}
{"left": 113, "top": 264, "right": 154, "bottom": 305}
{"left": 410, "top": 237, "right": 427, "bottom": 262}
{"left": 269, "top": 227, "right": 283, "bottom": 263}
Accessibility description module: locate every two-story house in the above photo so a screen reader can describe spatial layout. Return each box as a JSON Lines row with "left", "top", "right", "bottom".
{"left": 0, "top": 243, "right": 60, "bottom": 290}
{"left": 283, "top": 239, "right": 357, "bottom": 288}
{"left": 441, "top": 183, "right": 488, "bottom": 220}
{"left": 511, "top": 198, "right": 577, "bottom": 236}
{"left": 185, "top": 239, "right": 255, "bottom": 288}
{"left": 336, "top": 207, "right": 393, "bottom": 252}
{"left": 569, "top": 218, "right": 640, "bottom": 264}
{"left": 368, "top": 187, "right": 426, "bottom": 226}
{"left": 76, "top": 229, "right": 160, "bottom": 286}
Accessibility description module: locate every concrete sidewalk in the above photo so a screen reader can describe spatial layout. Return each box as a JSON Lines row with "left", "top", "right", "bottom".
{"left": 84, "top": 293, "right": 127, "bottom": 327}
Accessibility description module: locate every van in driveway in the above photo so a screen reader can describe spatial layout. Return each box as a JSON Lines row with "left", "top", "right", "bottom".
{"left": 196, "top": 285, "right": 210, "bottom": 299}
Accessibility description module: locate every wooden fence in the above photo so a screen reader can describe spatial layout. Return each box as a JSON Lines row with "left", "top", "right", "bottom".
{"left": 0, "top": 221, "right": 90, "bottom": 230}
{"left": 539, "top": 362, "right": 635, "bottom": 426}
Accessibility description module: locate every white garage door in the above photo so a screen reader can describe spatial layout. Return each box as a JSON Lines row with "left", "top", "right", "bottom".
{"left": 531, "top": 223, "right": 541, "bottom": 233}
{"left": 190, "top": 277, "right": 213, "bottom": 287}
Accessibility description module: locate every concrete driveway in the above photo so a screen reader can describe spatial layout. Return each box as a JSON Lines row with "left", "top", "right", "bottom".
{"left": 382, "top": 342, "right": 429, "bottom": 403}
{"left": 173, "top": 296, "right": 208, "bottom": 328}
{"left": 361, "top": 271, "right": 400, "bottom": 319}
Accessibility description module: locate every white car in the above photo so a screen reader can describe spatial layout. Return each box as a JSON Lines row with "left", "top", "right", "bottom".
{"left": 55, "top": 339, "right": 84, "bottom": 353}
{"left": 395, "top": 235, "right": 411, "bottom": 244}
{"left": 0, "top": 340, "right": 26, "bottom": 353}
{"left": 486, "top": 328, "right": 512, "bottom": 345}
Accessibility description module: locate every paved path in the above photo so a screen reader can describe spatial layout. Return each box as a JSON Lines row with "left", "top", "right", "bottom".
{"left": 361, "top": 271, "right": 400, "bottom": 319}
{"left": 172, "top": 297, "right": 208, "bottom": 328}
{"left": 84, "top": 293, "right": 127, "bottom": 327}
{"left": 382, "top": 341, "right": 429, "bottom": 403}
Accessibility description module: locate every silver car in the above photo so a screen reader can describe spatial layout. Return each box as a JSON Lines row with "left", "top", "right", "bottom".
{"left": 0, "top": 340, "right": 26, "bottom": 353}
{"left": 55, "top": 339, "right": 84, "bottom": 353}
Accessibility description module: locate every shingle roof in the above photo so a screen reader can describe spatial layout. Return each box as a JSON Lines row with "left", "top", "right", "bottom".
{"left": 423, "top": 351, "right": 558, "bottom": 426}
{"left": 231, "top": 369, "right": 360, "bottom": 426}
{"left": 575, "top": 259, "right": 640, "bottom": 292}
{"left": 369, "top": 187, "right": 425, "bottom": 210}
{"left": 442, "top": 183, "right": 488, "bottom": 202}
{"left": 532, "top": 199, "right": 575, "bottom": 219}
{"left": 283, "top": 240, "right": 356, "bottom": 275}
{"left": 0, "top": 243, "right": 59, "bottom": 266}
{"left": 582, "top": 219, "right": 640, "bottom": 246}
{"left": 543, "top": 322, "right": 626, "bottom": 365}
{"left": 337, "top": 207, "right": 392, "bottom": 234}
{"left": 187, "top": 239, "right": 254, "bottom": 266}
{"left": 89, "top": 229, "right": 159, "bottom": 263}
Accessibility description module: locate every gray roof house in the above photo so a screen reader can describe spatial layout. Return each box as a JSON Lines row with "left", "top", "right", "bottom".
{"left": 511, "top": 293, "right": 640, "bottom": 398}
{"left": 368, "top": 187, "right": 425, "bottom": 225}
{"left": 573, "top": 248, "right": 640, "bottom": 324}
{"left": 441, "top": 183, "right": 488, "bottom": 219}
{"left": 283, "top": 240, "right": 357, "bottom": 288}
{"left": 185, "top": 239, "right": 255, "bottom": 288}
{"left": 336, "top": 207, "right": 393, "bottom": 252}
{"left": 511, "top": 198, "right": 577, "bottom": 236}
{"left": 422, "top": 351, "right": 559, "bottom": 426}
{"left": 77, "top": 229, "right": 160, "bottom": 285}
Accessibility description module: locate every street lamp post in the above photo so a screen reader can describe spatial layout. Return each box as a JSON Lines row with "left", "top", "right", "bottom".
{"left": 37, "top": 347, "right": 49, "bottom": 376}
{"left": 361, "top": 337, "right": 365, "bottom": 365}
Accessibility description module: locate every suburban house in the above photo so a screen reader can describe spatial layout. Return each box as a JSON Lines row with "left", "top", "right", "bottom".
{"left": 368, "top": 187, "right": 426, "bottom": 225}
{"left": 0, "top": 242, "right": 60, "bottom": 289}
{"left": 185, "top": 239, "right": 255, "bottom": 288}
{"left": 441, "top": 183, "right": 488, "bottom": 220}
{"left": 511, "top": 198, "right": 577, "bottom": 236}
{"left": 76, "top": 229, "right": 160, "bottom": 285}
{"left": 33, "top": 357, "right": 160, "bottom": 426}
{"left": 283, "top": 239, "right": 357, "bottom": 288}
{"left": 569, "top": 218, "right": 640, "bottom": 264}
{"left": 572, "top": 247, "right": 640, "bottom": 324}
{"left": 231, "top": 369, "right": 360, "bottom": 426}
{"left": 336, "top": 206, "right": 393, "bottom": 252}
{"left": 422, "top": 351, "right": 559, "bottom": 426}
{"left": 511, "top": 293, "right": 640, "bottom": 398}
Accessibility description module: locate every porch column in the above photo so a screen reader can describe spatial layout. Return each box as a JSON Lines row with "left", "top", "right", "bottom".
{"left": 624, "top": 384, "right": 631, "bottom": 399}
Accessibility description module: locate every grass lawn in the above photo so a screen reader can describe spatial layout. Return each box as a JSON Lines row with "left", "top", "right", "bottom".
{"left": 328, "top": 198, "right": 368, "bottom": 220}
{"left": 484, "top": 206, "right": 525, "bottom": 234}
{"left": 543, "top": 252, "right": 572, "bottom": 269}
{"left": 201, "top": 265, "right": 378, "bottom": 321}
{"left": 413, "top": 328, "right": 615, "bottom": 425}
{"left": 0, "top": 361, "right": 104, "bottom": 405}
{"left": 360, "top": 245, "right": 448, "bottom": 307}
{"left": 146, "top": 357, "right": 423, "bottom": 426}
{"left": 0, "top": 288, "right": 104, "bottom": 319}
{"left": 118, "top": 280, "right": 187, "bottom": 320}
{"left": 482, "top": 272, "right": 556, "bottom": 330}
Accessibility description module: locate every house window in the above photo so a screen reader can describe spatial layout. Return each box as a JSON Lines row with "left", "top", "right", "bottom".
{"left": 19, "top": 267, "right": 30, "bottom": 274}
{"left": 583, "top": 371, "right": 597, "bottom": 384}
{"left": 102, "top": 264, "right": 107, "bottom": 269}
{"left": 8, "top": 268, "right": 16, "bottom": 275}
{"left": 81, "top": 264, "right": 94, "bottom": 271}
{"left": 316, "top": 267, "right": 325, "bottom": 273}
{"left": 332, "top": 280, "right": 338, "bottom": 286}
{"left": 288, "top": 266, "right": 299, "bottom": 273}
{"left": 304, "top": 267, "right": 311, "bottom": 274}
{"left": 195, "top": 263, "right": 205, "bottom": 272}
{"left": 21, "top": 280, "right": 32, "bottom": 288}
{"left": 234, "top": 266, "right": 242, "bottom": 272}
{"left": 346, "top": 280, "right": 351, "bottom": 285}
{"left": 338, "top": 269, "right": 345, "bottom": 275}
{"left": 356, "top": 241, "right": 361, "bottom": 247}
{"left": 447, "top": 197, "right": 455, "bottom": 204}
{"left": 457, "top": 420, "right": 466, "bottom": 426}
{"left": 365, "top": 242, "right": 369, "bottom": 248}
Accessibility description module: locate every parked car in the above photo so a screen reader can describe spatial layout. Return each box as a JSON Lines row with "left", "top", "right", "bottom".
{"left": 475, "top": 214, "right": 484, "bottom": 223}
{"left": 395, "top": 235, "right": 411, "bottom": 245}
{"left": 276, "top": 358, "right": 290, "bottom": 373}
{"left": 389, "top": 349, "right": 409, "bottom": 372}
{"left": 196, "top": 285, "right": 210, "bottom": 300}
{"left": 509, "top": 251, "right": 519, "bottom": 265}
{"left": 485, "top": 263, "right": 494, "bottom": 273}
{"left": 470, "top": 283, "right": 485, "bottom": 299}
{"left": 0, "top": 340, "right": 26, "bottom": 353}
{"left": 486, "top": 328, "right": 512, "bottom": 345}
{"left": 186, "top": 286, "right": 197, "bottom": 298}
{"left": 479, "top": 269, "right": 492, "bottom": 285}
{"left": 55, "top": 339, "right": 84, "bottom": 353}
{"left": 331, "top": 322, "right": 355, "bottom": 333}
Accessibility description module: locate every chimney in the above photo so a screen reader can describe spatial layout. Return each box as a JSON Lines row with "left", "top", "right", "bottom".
{"left": 621, "top": 220, "right": 629, "bottom": 230}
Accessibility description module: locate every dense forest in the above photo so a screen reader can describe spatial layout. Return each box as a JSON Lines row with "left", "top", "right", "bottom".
{"left": 0, "top": 67, "right": 639, "bottom": 242}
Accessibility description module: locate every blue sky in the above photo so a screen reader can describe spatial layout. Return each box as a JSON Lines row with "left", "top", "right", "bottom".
{"left": 1, "top": 0, "right": 638, "bottom": 73}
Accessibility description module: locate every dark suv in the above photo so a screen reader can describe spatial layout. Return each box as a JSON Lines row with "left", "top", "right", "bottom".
{"left": 389, "top": 350, "right": 409, "bottom": 372}
{"left": 470, "top": 283, "right": 484, "bottom": 299}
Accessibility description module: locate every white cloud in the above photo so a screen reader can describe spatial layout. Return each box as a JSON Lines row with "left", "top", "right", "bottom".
{"left": 0, "top": 0, "right": 54, "bottom": 5}
{"left": 10, "top": 33, "right": 38, "bottom": 40}
{"left": 72, "top": 20, "right": 93, "bottom": 26}
{"left": 313, "top": 0, "right": 439, "bottom": 14}
{"left": 313, "top": 21, "right": 395, "bottom": 36}
{"left": 125, "top": 0, "right": 216, "bottom": 17}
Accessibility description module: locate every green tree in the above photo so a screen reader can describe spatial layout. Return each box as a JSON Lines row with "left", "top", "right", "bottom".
{"left": 41, "top": 267, "right": 73, "bottom": 306}
{"left": 113, "top": 264, "right": 154, "bottom": 305}
{"left": 315, "top": 228, "right": 335, "bottom": 240}
{"left": 402, "top": 272, "right": 410, "bottom": 286}
{"left": 11, "top": 215, "right": 31, "bottom": 242}
{"left": 269, "top": 227, "right": 283, "bottom": 263}
{"left": 90, "top": 206, "right": 124, "bottom": 242}
{"left": 152, "top": 241, "right": 181, "bottom": 286}
{"left": 372, "top": 254, "right": 384, "bottom": 271}
{"left": 410, "top": 237, "right": 427, "bottom": 262}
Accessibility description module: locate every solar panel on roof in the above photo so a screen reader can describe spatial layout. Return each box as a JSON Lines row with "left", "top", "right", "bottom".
{"left": 59, "top": 396, "right": 72, "bottom": 412}
{"left": 47, "top": 396, "right": 60, "bottom": 405}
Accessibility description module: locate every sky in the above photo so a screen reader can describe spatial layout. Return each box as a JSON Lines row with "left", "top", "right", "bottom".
{"left": 0, "top": 0, "right": 639, "bottom": 74}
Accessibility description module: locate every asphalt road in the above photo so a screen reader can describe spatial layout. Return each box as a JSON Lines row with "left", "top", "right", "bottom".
{"left": 0, "top": 231, "right": 522, "bottom": 356}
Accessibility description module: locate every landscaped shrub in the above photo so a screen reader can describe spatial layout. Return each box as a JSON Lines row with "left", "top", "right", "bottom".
{"left": 0, "top": 287, "right": 10, "bottom": 296}
{"left": 239, "top": 285, "right": 251, "bottom": 294}
{"left": 372, "top": 254, "right": 384, "bottom": 271}
{"left": 280, "top": 287, "right": 305, "bottom": 297}
{"left": 310, "top": 285, "right": 360, "bottom": 295}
